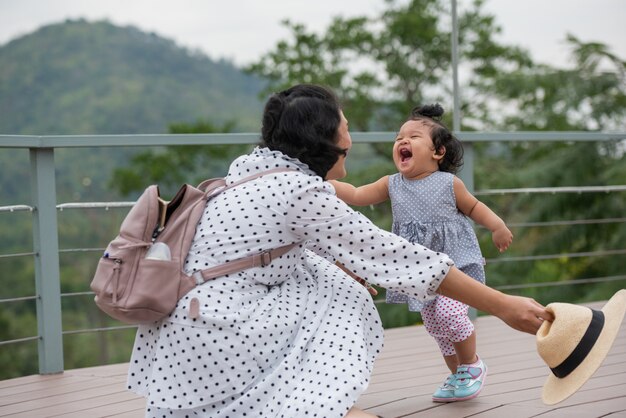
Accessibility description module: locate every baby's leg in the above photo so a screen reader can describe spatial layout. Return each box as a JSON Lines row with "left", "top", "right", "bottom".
{"left": 424, "top": 296, "right": 486, "bottom": 402}
{"left": 424, "top": 296, "right": 476, "bottom": 365}
{"left": 422, "top": 298, "right": 461, "bottom": 402}
{"left": 453, "top": 331, "right": 477, "bottom": 365}
{"left": 421, "top": 298, "right": 458, "bottom": 373}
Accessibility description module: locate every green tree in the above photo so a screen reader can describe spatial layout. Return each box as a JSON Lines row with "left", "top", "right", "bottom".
{"left": 246, "top": 0, "right": 531, "bottom": 131}
{"left": 474, "top": 35, "right": 626, "bottom": 130}
{"left": 245, "top": 1, "right": 626, "bottom": 325}
{"left": 472, "top": 37, "right": 626, "bottom": 305}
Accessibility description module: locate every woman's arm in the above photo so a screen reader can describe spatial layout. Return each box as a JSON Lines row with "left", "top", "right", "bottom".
{"left": 329, "top": 176, "right": 390, "bottom": 206}
{"left": 453, "top": 176, "right": 513, "bottom": 252}
{"left": 437, "top": 266, "right": 553, "bottom": 334}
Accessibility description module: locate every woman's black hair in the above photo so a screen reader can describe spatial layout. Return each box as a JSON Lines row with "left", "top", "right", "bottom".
{"left": 409, "top": 104, "right": 464, "bottom": 174}
{"left": 260, "top": 84, "right": 345, "bottom": 178}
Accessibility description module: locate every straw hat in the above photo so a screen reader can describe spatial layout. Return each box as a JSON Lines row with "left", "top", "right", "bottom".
{"left": 536, "top": 289, "right": 626, "bottom": 405}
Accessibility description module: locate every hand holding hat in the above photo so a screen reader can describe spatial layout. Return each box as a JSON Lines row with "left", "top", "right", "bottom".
{"left": 536, "top": 289, "right": 626, "bottom": 405}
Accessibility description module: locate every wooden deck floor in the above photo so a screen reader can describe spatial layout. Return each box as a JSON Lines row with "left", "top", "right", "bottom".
{"left": 1, "top": 301, "right": 625, "bottom": 418}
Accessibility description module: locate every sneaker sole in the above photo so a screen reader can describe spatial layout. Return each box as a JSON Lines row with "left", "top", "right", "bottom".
{"left": 432, "top": 396, "right": 456, "bottom": 403}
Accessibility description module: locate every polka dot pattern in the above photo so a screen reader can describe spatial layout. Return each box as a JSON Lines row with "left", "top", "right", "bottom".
{"left": 386, "top": 171, "right": 485, "bottom": 312}
{"left": 127, "top": 147, "right": 453, "bottom": 417}
{"left": 421, "top": 295, "right": 474, "bottom": 356}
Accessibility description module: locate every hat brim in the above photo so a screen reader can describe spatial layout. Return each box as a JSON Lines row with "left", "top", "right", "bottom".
{"left": 542, "top": 290, "right": 626, "bottom": 405}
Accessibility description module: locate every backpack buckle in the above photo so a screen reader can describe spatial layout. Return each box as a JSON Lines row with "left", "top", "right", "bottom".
{"left": 192, "top": 271, "right": 204, "bottom": 285}
{"left": 260, "top": 251, "right": 272, "bottom": 267}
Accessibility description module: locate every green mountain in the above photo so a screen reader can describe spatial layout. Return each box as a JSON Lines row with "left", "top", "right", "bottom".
{"left": 0, "top": 19, "right": 265, "bottom": 135}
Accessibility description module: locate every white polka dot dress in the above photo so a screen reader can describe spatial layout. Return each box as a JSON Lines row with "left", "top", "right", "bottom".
{"left": 127, "top": 147, "right": 453, "bottom": 417}
{"left": 386, "top": 171, "right": 485, "bottom": 312}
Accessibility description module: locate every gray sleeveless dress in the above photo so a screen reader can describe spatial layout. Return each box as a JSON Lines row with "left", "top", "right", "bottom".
{"left": 387, "top": 171, "right": 485, "bottom": 312}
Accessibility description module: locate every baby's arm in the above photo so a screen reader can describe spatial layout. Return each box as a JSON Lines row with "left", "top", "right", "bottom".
{"left": 453, "top": 176, "right": 513, "bottom": 252}
{"left": 329, "top": 176, "right": 390, "bottom": 206}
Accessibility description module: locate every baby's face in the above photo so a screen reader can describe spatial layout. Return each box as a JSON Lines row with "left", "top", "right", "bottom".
{"left": 392, "top": 120, "right": 441, "bottom": 180}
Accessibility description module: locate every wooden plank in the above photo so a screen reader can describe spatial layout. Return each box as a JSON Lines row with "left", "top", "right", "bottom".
{"left": 0, "top": 373, "right": 65, "bottom": 390}
{"left": 0, "top": 303, "right": 623, "bottom": 418}
{"left": 534, "top": 397, "right": 626, "bottom": 417}
{"left": 43, "top": 398, "right": 145, "bottom": 418}
{"left": 0, "top": 384, "right": 135, "bottom": 415}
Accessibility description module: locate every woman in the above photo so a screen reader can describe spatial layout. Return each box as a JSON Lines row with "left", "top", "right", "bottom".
{"left": 127, "top": 84, "right": 551, "bottom": 418}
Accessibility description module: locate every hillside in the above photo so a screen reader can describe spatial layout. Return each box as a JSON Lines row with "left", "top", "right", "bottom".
{"left": 0, "top": 19, "right": 265, "bottom": 135}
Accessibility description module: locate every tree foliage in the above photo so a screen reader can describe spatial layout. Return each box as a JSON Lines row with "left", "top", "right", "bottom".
{"left": 245, "top": 0, "right": 626, "bottom": 324}
{"left": 475, "top": 34, "right": 626, "bottom": 130}
{"left": 0, "top": 19, "right": 264, "bottom": 135}
{"left": 246, "top": 0, "right": 532, "bottom": 130}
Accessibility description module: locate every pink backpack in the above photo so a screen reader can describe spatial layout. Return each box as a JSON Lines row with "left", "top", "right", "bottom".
{"left": 90, "top": 168, "right": 297, "bottom": 324}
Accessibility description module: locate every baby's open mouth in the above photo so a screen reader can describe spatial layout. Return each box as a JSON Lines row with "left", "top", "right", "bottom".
{"left": 400, "top": 148, "right": 412, "bottom": 162}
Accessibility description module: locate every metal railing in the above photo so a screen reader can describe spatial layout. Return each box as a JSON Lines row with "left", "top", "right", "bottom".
{"left": 0, "top": 131, "right": 625, "bottom": 375}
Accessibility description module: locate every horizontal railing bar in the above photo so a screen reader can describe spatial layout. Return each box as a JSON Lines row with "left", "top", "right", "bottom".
{"left": 1, "top": 131, "right": 624, "bottom": 148}
{"left": 62, "top": 325, "right": 137, "bottom": 335}
{"left": 61, "top": 291, "right": 94, "bottom": 297}
{"left": 495, "top": 275, "right": 626, "bottom": 290}
{"left": 0, "top": 205, "right": 34, "bottom": 213}
{"left": 1, "top": 327, "right": 136, "bottom": 346}
{"left": 0, "top": 251, "right": 36, "bottom": 259}
{"left": 23, "top": 247, "right": 625, "bottom": 262}
{"left": 59, "top": 248, "right": 105, "bottom": 254}
{"left": 35, "top": 272, "right": 626, "bottom": 341}
{"left": 458, "top": 132, "right": 626, "bottom": 142}
{"left": 487, "top": 248, "right": 626, "bottom": 263}
{"left": 475, "top": 185, "right": 626, "bottom": 196}
{"left": 370, "top": 275, "right": 626, "bottom": 303}
{"left": 0, "top": 203, "right": 132, "bottom": 212}
{"left": 6, "top": 185, "right": 626, "bottom": 214}
{"left": 505, "top": 217, "right": 626, "bottom": 228}
{"left": 0, "top": 295, "right": 37, "bottom": 303}
{"left": 0, "top": 336, "right": 39, "bottom": 346}
{"left": 57, "top": 202, "right": 134, "bottom": 210}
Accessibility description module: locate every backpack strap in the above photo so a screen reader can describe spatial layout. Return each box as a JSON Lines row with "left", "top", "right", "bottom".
{"left": 192, "top": 167, "right": 301, "bottom": 285}
{"left": 198, "top": 167, "right": 298, "bottom": 197}
{"left": 192, "top": 242, "right": 300, "bottom": 285}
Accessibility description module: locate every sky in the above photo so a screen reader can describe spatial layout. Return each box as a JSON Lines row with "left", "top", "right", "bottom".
{"left": 0, "top": 0, "right": 624, "bottom": 68}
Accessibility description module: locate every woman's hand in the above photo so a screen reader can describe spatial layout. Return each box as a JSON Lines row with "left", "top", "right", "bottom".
{"left": 494, "top": 294, "right": 554, "bottom": 334}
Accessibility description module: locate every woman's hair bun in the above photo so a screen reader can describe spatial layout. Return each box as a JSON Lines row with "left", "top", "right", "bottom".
{"left": 412, "top": 103, "right": 444, "bottom": 121}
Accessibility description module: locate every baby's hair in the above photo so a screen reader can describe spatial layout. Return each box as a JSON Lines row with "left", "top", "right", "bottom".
{"left": 409, "top": 104, "right": 464, "bottom": 174}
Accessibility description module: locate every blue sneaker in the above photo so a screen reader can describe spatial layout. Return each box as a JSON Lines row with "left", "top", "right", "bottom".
{"left": 454, "top": 356, "right": 487, "bottom": 401}
{"left": 432, "top": 373, "right": 458, "bottom": 402}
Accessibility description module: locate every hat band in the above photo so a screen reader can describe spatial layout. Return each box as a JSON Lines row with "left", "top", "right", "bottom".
{"left": 550, "top": 309, "right": 605, "bottom": 378}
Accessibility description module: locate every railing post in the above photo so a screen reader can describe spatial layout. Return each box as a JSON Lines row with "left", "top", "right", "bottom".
{"left": 451, "top": 0, "right": 477, "bottom": 319}
{"left": 459, "top": 143, "right": 474, "bottom": 192}
{"left": 30, "top": 147, "right": 64, "bottom": 374}
{"left": 458, "top": 143, "right": 477, "bottom": 321}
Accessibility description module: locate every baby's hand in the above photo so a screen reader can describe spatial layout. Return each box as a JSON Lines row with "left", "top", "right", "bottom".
{"left": 492, "top": 225, "right": 513, "bottom": 252}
